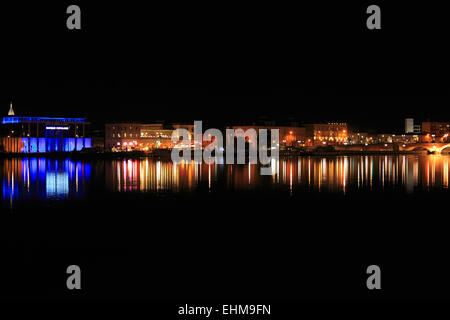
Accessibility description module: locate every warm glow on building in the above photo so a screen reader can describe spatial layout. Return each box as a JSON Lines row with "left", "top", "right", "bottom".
{"left": 230, "top": 125, "right": 307, "bottom": 148}
{"left": 305, "top": 123, "right": 348, "bottom": 146}
{"left": 105, "top": 123, "right": 194, "bottom": 151}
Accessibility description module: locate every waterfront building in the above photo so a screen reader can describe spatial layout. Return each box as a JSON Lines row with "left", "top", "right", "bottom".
{"left": 421, "top": 121, "right": 450, "bottom": 137}
{"left": 414, "top": 124, "right": 422, "bottom": 133}
{"left": 304, "top": 122, "right": 348, "bottom": 145}
{"left": 228, "top": 125, "right": 307, "bottom": 148}
{"left": 348, "top": 132, "right": 370, "bottom": 145}
{"left": 405, "top": 118, "right": 422, "bottom": 134}
{"left": 371, "top": 133, "right": 420, "bottom": 145}
{"left": 0, "top": 104, "right": 91, "bottom": 153}
{"left": 392, "top": 134, "right": 420, "bottom": 144}
{"left": 405, "top": 118, "right": 414, "bottom": 133}
{"left": 104, "top": 122, "right": 194, "bottom": 151}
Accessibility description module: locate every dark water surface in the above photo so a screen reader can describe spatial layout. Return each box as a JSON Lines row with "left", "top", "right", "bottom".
{"left": 2, "top": 155, "right": 449, "bottom": 206}
{"left": 1, "top": 155, "right": 450, "bottom": 300}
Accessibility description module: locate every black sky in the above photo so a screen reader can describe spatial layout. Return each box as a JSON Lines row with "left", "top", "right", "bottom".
{"left": 2, "top": 2, "right": 449, "bottom": 132}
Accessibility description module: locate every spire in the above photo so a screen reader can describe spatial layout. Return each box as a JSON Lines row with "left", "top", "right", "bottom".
{"left": 8, "top": 102, "right": 14, "bottom": 116}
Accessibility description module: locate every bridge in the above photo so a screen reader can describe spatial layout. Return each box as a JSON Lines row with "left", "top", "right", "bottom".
{"left": 401, "top": 143, "right": 450, "bottom": 154}
{"left": 332, "top": 142, "right": 450, "bottom": 153}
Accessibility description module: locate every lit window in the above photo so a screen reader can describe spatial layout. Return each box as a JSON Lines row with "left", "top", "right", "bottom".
{"left": 124, "top": 133, "right": 127, "bottom": 137}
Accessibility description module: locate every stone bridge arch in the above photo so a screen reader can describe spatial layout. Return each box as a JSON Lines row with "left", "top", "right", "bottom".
{"left": 404, "top": 143, "right": 450, "bottom": 154}
{"left": 411, "top": 146, "right": 430, "bottom": 153}
{"left": 439, "top": 144, "right": 450, "bottom": 154}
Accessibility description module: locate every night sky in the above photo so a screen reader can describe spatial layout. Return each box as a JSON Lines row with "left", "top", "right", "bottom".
{"left": 2, "top": 2, "right": 449, "bottom": 132}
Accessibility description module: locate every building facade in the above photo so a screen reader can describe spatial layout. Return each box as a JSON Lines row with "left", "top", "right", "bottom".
{"left": 1, "top": 114, "right": 91, "bottom": 153}
{"left": 304, "top": 123, "right": 348, "bottom": 145}
{"left": 347, "top": 132, "right": 370, "bottom": 145}
{"left": 421, "top": 122, "right": 450, "bottom": 136}
{"left": 405, "top": 118, "right": 414, "bottom": 133}
{"left": 105, "top": 123, "right": 194, "bottom": 151}
{"left": 229, "top": 125, "right": 307, "bottom": 148}
{"left": 371, "top": 134, "right": 420, "bottom": 144}
{"left": 405, "top": 118, "right": 421, "bottom": 134}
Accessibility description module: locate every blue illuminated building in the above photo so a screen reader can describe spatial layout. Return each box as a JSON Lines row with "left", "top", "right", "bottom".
{"left": 2, "top": 116, "right": 86, "bottom": 124}
{"left": 1, "top": 103, "right": 91, "bottom": 153}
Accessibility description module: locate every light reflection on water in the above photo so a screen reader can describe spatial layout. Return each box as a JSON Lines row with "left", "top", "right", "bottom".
{"left": 106, "top": 155, "right": 450, "bottom": 194}
{"left": 1, "top": 158, "right": 91, "bottom": 207}
{"left": 1, "top": 155, "right": 450, "bottom": 207}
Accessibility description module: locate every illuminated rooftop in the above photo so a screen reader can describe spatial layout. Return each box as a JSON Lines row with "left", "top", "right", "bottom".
{"left": 2, "top": 116, "right": 87, "bottom": 124}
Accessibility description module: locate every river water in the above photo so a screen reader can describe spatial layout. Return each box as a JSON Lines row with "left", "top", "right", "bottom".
{"left": 2, "top": 155, "right": 449, "bottom": 207}
{"left": 2, "top": 154, "right": 450, "bottom": 299}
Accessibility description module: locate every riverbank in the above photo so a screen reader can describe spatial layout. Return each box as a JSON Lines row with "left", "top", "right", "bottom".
{"left": 0, "top": 149, "right": 444, "bottom": 160}
{"left": 280, "top": 150, "right": 434, "bottom": 157}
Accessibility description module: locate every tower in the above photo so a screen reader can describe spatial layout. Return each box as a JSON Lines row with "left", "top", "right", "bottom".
{"left": 8, "top": 102, "right": 15, "bottom": 116}
{"left": 405, "top": 118, "right": 414, "bottom": 133}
